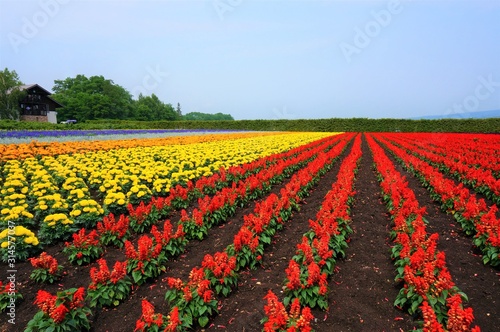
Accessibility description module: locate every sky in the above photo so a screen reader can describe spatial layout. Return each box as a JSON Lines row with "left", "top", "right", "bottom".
{"left": 0, "top": 0, "right": 499, "bottom": 120}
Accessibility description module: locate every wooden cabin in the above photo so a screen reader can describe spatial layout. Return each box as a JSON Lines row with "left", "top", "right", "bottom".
{"left": 18, "top": 84, "right": 63, "bottom": 123}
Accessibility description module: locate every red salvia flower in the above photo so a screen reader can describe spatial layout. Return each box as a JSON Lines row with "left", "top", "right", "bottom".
{"left": 420, "top": 301, "right": 444, "bottom": 332}
{"left": 285, "top": 260, "right": 301, "bottom": 290}
{"left": 71, "top": 287, "right": 86, "bottom": 309}
{"left": 305, "top": 261, "right": 321, "bottom": 287}
{"left": 110, "top": 260, "right": 128, "bottom": 284}
{"left": 124, "top": 240, "right": 137, "bottom": 259}
{"left": 29, "top": 252, "right": 60, "bottom": 275}
{"left": 50, "top": 304, "right": 69, "bottom": 324}
{"left": 202, "top": 290, "right": 213, "bottom": 303}
{"left": 167, "top": 277, "right": 183, "bottom": 290}
{"left": 165, "top": 306, "right": 181, "bottom": 332}
{"left": 446, "top": 294, "right": 477, "bottom": 332}
{"left": 296, "top": 237, "right": 314, "bottom": 265}
{"left": 34, "top": 289, "right": 57, "bottom": 314}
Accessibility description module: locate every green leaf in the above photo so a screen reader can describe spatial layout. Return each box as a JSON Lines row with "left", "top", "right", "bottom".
{"left": 410, "top": 299, "right": 420, "bottom": 314}
{"left": 198, "top": 316, "right": 209, "bottom": 327}
{"left": 198, "top": 305, "right": 207, "bottom": 315}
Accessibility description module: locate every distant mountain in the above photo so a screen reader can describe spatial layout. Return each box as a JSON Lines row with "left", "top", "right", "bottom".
{"left": 412, "top": 109, "right": 500, "bottom": 120}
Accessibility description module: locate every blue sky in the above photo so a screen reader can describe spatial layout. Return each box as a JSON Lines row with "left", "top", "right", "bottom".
{"left": 1, "top": 0, "right": 499, "bottom": 120}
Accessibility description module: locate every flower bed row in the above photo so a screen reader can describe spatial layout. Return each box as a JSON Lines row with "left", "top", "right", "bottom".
{"left": 0, "top": 131, "right": 275, "bottom": 161}
{"left": 393, "top": 133, "right": 500, "bottom": 177}
{"left": 134, "top": 133, "right": 355, "bottom": 331}
{"left": 0, "top": 129, "right": 239, "bottom": 140}
{"left": 262, "top": 134, "right": 362, "bottom": 331}
{"left": 367, "top": 133, "right": 480, "bottom": 332}
{"left": 374, "top": 133, "right": 500, "bottom": 267}
{"left": 380, "top": 133, "right": 500, "bottom": 204}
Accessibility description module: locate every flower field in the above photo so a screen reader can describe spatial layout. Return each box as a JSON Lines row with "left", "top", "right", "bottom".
{"left": 0, "top": 131, "right": 499, "bottom": 331}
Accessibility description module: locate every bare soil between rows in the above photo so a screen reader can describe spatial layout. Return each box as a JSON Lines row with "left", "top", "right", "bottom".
{"left": 2, "top": 134, "right": 499, "bottom": 332}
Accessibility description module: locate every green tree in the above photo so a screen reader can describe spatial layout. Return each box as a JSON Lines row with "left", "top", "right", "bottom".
{"left": 0, "top": 68, "right": 25, "bottom": 120}
{"left": 183, "top": 112, "right": 234, "bottom": 121}
{"left": 131, "top": 93, "right": 178, "bottom": 121}
{"left": 52, "top": 75, "right": 133, "bottom": 122}
{"left": 176, "top": 102, "right": 182, "bottom": 117}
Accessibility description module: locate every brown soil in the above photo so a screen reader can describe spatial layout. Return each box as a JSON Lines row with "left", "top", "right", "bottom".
{"left": 2, "top": 134, "right": 499, "bottom": 332}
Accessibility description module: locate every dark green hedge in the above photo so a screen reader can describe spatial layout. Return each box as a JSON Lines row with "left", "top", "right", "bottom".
{"left": 2, "top": 118, "right": 499, "bottom": 133}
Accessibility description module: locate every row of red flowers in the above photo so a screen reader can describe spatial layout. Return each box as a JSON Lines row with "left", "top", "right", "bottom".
{"left": 262, "top": 134, "right": 362, "bottom": 331}
{"left": 367, "top": 133, "right": 479, "bottom": 332}
{"left": 281, "top": 134, "right": 361, "bottom": 310}
{"left": 135, "top": 133, "right": 356, "bottom": 331}
{"left": 375, "top": 133, "right": 500, "bottom": 267}
{"left": 381, "top": 132, "right": 500, "bottom": 205}
{"left": 390, "top": 133, "right": 500, "bottom": 178}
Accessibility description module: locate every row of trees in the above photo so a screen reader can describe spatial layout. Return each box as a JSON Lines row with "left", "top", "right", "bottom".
{"left": 0, "top": 68, "right": 26, "bottom": 120}
{"left": 0, "top": 68, "right": 234, "bottom": 122}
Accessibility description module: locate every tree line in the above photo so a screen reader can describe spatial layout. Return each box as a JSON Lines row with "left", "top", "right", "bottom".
{"left": 0, "top": 68, "right": 234, "bottom": 122}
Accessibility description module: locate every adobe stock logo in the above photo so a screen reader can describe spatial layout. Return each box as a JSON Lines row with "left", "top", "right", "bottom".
{"left": 8, "top": 0, "right": 70, "bottom": 53}
{"left": 272, "top": 106, "right": 297, "bottom": 120}
{"left": 339, "top": 0, "right": 404, "bottom": 63}
{"left": 212, "top": 0, "right": 243, "bottom": 21}
{"left": 445, "top": 74, "right": 500, "bottom": 117}
{"left": 131, "top": 65, "right": 169, "bottom": 97}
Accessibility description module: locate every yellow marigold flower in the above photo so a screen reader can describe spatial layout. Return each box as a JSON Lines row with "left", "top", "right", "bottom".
{"left": 14, "top": 227, "right": 25, "bottom": 236}
{"left": 1, "top": 241, "right": 8, "bottom": 248}
{"left": 117, "top": 199, "right": 126, "bottom": 205}
{"left": 24, "top": 237, "right": 34, "bottom": 244}
{"left": 23, "top": 211, "right": 34, "bottom": 218}
{"left": 1, "top": 208, "right": 9, "bottom": 215}
{"left": 5, "top": 213, "right": 19, "bottom": 220}
{"left": 104, "top": 198, "right": 113, "bottom": 205}
{"left": 39, "top": 204, "right": 48, "bottom": 210}
{"left": 47, "top": 221, "right": 56, "bottom": 227}
{"left": 137, "top": 191, "right": 145, "bottom": 198}
{"left": 71, "top": 209, "right": 82, "bottom": 217}
{"left": 54, "top": 214, "right": 66, "bottom": 221}
{"left": 12, "top": 204, "right": 27, "bottom": 212}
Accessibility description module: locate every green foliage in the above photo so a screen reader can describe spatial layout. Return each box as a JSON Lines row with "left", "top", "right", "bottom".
{"left": 0, "top": 68, "right": 25, "bottom": 120}
{"left": 132, "top": 93, "right": 179, "bottom": 121}
{"left": 52, "top": 75, "right": 134, "bottom": 122}
{"left": 182, "top": 111, "right": 234, "bottom": 121}
{"left": 2, "top": 116, "right": 500, "bottom": 132}
{"left": 164, "top": 271, "right": 218, "bottom": 330}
